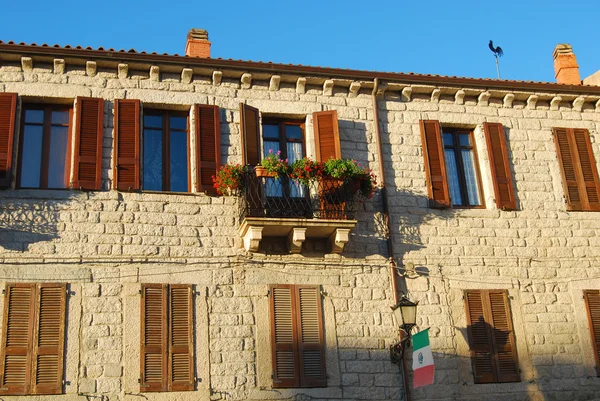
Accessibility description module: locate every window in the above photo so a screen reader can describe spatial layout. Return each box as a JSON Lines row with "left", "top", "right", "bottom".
{"left": 553, "top": 127, "right": 600, "bottom": 211}
{"left": 464, "top": 290, "right": 520, "bottom": 384}
{"left": 143, "top": 110, "right": 189, "bottom": 192}
{"left": 18, "top": 105, "right": 72, "bottom": 189}
{"left": 0, "top": 283, "right": 67, "bottom": 395}
{"left": 140, "top": 284, "right": 194, "bottom": 392}
{"left": 270, "top": 284, "right": 326, "bottom": 388}
{"left": 584, "top": 290, "right": 600, "bottom": 376}
{"left": 442, "top": 128, "right": 483, "bottom": 207}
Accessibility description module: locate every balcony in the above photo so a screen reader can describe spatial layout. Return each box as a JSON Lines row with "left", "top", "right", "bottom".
{"left": 238, "top": 173, "right": 358, "bottom": 253}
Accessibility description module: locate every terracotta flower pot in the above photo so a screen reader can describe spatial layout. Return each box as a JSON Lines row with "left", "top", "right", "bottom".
{"left": 255, "top": 166, "right": 277, "bottom": 178}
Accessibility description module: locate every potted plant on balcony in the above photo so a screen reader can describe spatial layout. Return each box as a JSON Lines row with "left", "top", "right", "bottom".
{"left": 212, "top": 163, "right": 246, "bottom": 195}
{"left": 256, "top": 150, "right": 289, "bottom": 178}
{"left": 322, "top": 159, "right": 378, "bottom": 199}
{"left": 289, "top": 158, "right": 324, "bottom": 186}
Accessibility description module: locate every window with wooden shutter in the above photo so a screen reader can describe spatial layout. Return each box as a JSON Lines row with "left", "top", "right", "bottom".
{"left": 420, "top": 120, "right": 450, "bottom": 208}
{"left": 464, "top": 290, "right": 520, "bottom": 384}
{"left": 140, "top": 284, "right": 194, "bottom": 392}
{"left": 584, "top": 290, "right": 600, "bottom": 376}
{"left": 114, "top": 99, "right": 140, "bottom": 191}
{"left": 553, "top": 127, "right": 600, "bottom": 211}
{"left": 484, "top": 122, "right": 517, "bottom": 210}
{"left": 240, "top": 103, "right": 260, "bottom": 166}
{"left": 270, "top": 284, "right": 326, "bottom": 388}
{"left": 0, "top": 283, "right": 67, "bottom": 395}
{"left": 73, "top": 97, "right": 104, "bottom": 190}
{"left": 195, "top": 105, "right": 220, "bottom": 192}
{"left": 0, "top": 93, "right": 17, "bottom": 188}
{"left": 313, "top": 110, "right": 341, "bottom": 162}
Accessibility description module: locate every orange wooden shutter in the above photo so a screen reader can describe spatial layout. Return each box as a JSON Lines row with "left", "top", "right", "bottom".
{"left": 195, "top": 105, "right": 221, "bottom": 192}
{"left": 240, "top": 104, "right": 260, "bottom": 166}
{"left": 584, "top": 290, "right": 600, "bottom": 376}
{"left": 487, "top": 291, "right": 520, "bottom": 382}
{"left": 168, "top": 285, "right": 194, "bottom": 391}
{"left": 73, "top": 97, "right": 104, "bottom": 190}
{"left": 313, "top": 110, "right": 341, "bottom": 162}
{"left": 296, "top": 286, "right": 326, "bottom": 387}
{"left": 0, "top": 93, "right": 17, "bottom": 188}
{"left": 0, "top": 284, "right": 36, "bottom": 395}
{"left": 465, "top": 290, "right": 496, "bottom": 384}
{"left": 484, "top": 123, "right": 517, "bottom": 210}
{"left": 141, "top": 284, "right": 167, "bottom": 392}
{"left": 573, "top": 129, "right": 600, "bottom": 210}
{"left": 114, "top": 99, "right": 140, "bottom": 191}
{"left": 420, "top": 120, "right": 450, "bottom": 208}
{"left": 32, "top": 284, "right": 67, "bottom": 395}
{"left": 270, "top": 285, "right": 299, "bottom": 388}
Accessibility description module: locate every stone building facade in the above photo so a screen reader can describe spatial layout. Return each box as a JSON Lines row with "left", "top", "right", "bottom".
{"left": 0, "top": 31, "right": 599, "bottom": 401}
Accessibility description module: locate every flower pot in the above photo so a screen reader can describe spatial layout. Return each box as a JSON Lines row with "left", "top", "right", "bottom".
{"left": 255, "top": 166, "right": 277, "bottom": 178}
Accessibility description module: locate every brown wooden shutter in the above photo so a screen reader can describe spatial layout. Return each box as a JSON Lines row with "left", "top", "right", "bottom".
{"left": 313, "top": 110, "right": 341, "bottom": 162}
{"left": 73, "top": 97, "right": 104, "bottom": 190}
{"left": 464, "top": 290, "right": 496, "bottom": 384}
{"left": 141, "top": 284, "right": 167, "bottom": 392}
{"left": 0, "top": 93, "right": 17, "bottom": 188}
{"left": 240, "top": 103, "right": 260, "bottom": 166}
{"left": 195, "top": 105, "right": 221, "bottom": 192}
{"left": 553, "top": 128, "right": 600, "bottom": 211}
{"left": 484, "top": 123, "right": 517, "bottom": 210}
{"left": 296, "top": 286, "right": 326, "bottom": 387}
{"left": 168, "top": 285, "right": 194, "bottom": 391}
{"left": 114, "top": 99, "right": 140, "bottom": 191}
{"left": 420, "top": 120, "right": 450, "bottom": 208}
{"left": 584, "top": 290, "right": 600, "bottom": 376}
{"left": 32, "top": 284, "right": 67, "bottom": 395}
{"left": 271, "top": 285, "right": 299, "bottom": 388}
{"left": 0, "top": 284, "right": 36, "bottom": 395}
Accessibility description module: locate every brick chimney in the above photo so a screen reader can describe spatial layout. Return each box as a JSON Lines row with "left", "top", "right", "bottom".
{"left": 185, "top": 29, "right": 211, "bottom": 58}
{"left": 553, "top": 44, "right": 581, "bottom": 85}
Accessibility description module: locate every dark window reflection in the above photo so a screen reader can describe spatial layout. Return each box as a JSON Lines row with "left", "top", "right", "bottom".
{"left": 25, "top": 109, "right": 43, "bottom": 124}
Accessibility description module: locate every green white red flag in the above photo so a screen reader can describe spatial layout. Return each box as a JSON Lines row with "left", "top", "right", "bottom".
{"left": 412, "top": 329, "right": 434, "bottom": 388}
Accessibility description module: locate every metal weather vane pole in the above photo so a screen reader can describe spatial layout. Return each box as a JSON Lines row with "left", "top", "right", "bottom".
{"left": 489, "top": 40, "right": 504, "bottom": 79}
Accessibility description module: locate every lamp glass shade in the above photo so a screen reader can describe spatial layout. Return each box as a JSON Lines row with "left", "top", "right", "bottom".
{"left": 392, "top": 304, "right": 404, "bottom": 326}
{"left": 400, "top": 303, "right": 417, "bottom": 326}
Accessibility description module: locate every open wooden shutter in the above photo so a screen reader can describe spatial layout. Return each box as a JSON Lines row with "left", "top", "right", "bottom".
{"left": 484, "top": 123, "right": 517, "bottom": 210}
{"left": 573, "top": 129, "right": 600, "bottom": 210}
{"left": 0, "top": 284, "right": 36, "bottom": 395}
{"left": 313, "top": 110, "right": 341, "bottom": 162}
{"left": 270, "top": 285, "right": 299, "bottom": 388}
{"left": 141, "top": 284, "right": 167, "bottom": 392}
{"left": 73, "top": 97, "right": 104, "bottom": 190}
{"left": 0, "top": 93, "right": 17, "bottom": 188}
{"left": 240, "top": 104, "right": 260, "bottom": 166}
{"left": 168, "top": 285, "right": 194, "bottom": 391}
{"left": 114, "top": 99, "right": 140, "bottom": 191}
{"left": 32, "top": 284, "right": 66, "bottom": 395}
{"left": 584, "top": 290, "right": 600, "bottom": 376}
{"left": 195, "top": 105, "right": 220, "bottom": 192}
{"left": 296, "top": 286, "right": 326, "bottom": 387}
{"left": 487, "top": 291, "right": 520, "bottom": 383}
{"left": 465, "top": 290, "right": 496, "bottom": 384}
{"left": 420, "top": 120, "right": 450, "bottom": 208}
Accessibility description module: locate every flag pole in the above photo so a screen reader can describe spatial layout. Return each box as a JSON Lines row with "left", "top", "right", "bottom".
{"left": 495, "top": 54, "right": 501, "bottom": 79}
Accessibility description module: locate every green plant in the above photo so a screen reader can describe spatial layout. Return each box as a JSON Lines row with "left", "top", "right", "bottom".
{"left": 357, "top": 170, "right": 378, "bottom": 199}
{"left": 289, "top": 158, "right": 324, "bottom": 186}
{"left": 260, "top": 150, "right": 290, "bottom": 177}
{"left": 323, "top": 158, "right": 363, "bottom": 179}
{"left": 212, "top": 163, "right": 245, "bottom": 195}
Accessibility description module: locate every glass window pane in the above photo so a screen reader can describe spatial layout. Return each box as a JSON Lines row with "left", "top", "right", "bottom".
{"left": 287, "top": 142, "right": 303, "bottom": 164}
{"left": 47, "top": 126, "right": 69, "bottom": 188}
{"left": 443, "top": 133, "right": 454, "bottom": 147}
{"left": 19, "top": 125, "right": 43, "bottom": 188}
{"left": 25, "top": 109, "right": 44, "bottom": 124}
{"left": 263, "top": 141, "right": 280, "bottom": 158}
{"left": 459, "top": 133, "right": 471, "bottom": 147}
{"left": 286, "top": 125, "right": 302, "bottom": 140}
{"left": 144, "top": 115, "right": 162, "bottom": 129}
{"left": 51, "top": 111, "right": 70, "bottom": 125}
{"left": 169, "top": 130, "right": 188, "bottom": 192}
{"left": 444, "top": 149, "right": 462, "bottom": 206}
{"left": 170, "top": 116, "right": 187, "bottom": 130}
{"left": 263, "top": 124, "right": 279, "bottom": 139}
{"left": 143, "top": 129, "right": 163, "bottom": 191}
{"left": 461, "top": 149, "right": 481, "bottom": 206}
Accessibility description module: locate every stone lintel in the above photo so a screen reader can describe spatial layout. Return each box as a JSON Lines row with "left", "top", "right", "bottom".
{"left": 241, "top": 73, "right": 252, "bottom": 89}
{"left": 329, "top": 228, "right": 351, "bottom": 254}
{"left": 287, "top": 228, "right": 307, "bottom": 254}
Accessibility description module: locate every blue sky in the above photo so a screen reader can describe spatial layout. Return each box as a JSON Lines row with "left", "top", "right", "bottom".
{"left": 2, "top": 0, "right": 598, "bottom": 83}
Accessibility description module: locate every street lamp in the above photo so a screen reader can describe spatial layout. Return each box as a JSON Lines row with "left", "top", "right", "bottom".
{"left": 389, "top": 295, "right": 418, "bottom": 364}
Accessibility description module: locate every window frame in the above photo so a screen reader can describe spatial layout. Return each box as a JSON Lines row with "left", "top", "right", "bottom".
{"left": 17, "top": 104, "right": 73, "bottom": 189}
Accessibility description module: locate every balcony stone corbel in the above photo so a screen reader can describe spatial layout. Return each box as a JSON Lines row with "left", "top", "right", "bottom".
{"left": 212, "top": 71, "right": 223, "bottom": 86}
{"left": 455, "top": 90, "right": 465, "bottom": 105}
{"left": 241, "top": 73, "right": 252, "bottom": 89}
{"left": 329, "top": 228, "right": 350, "bottom": 254}
{"left": 288, "top": 228, "right": 307, "bottom": 254}
{"left": 503, "top": 93, "right": 514, "bottom": 108}
{"left": 242, "top": 226, "right": 263, "bottom": 252}
{"left": 573, "top": 96, "right": 585, "bottom": 112}
{"left": 550, "top": 96, "right": 562, "bottom": 111}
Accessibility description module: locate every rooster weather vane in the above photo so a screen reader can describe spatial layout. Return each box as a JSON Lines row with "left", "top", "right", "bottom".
{"left": 489, "top": 40, "right": 503, "bottom": 79}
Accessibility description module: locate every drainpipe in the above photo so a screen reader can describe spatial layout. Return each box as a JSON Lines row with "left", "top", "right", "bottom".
{"left": 371, "top": 78, "right": 411, "bottom": 401}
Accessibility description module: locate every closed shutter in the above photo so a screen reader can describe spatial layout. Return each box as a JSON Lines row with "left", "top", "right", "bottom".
{"left": 313, "top": 110, "right": 341, "bottom": 162}
{"left": 141, "top": 284, "right": 167, "bottom": 392}
{"left": 0, "top": 93, "right": 17, "bottom": 188}
{"left": 271, "top": 285, "right": 299, "bottom": 388}
{"left": 240, "top": 104, "right": 260, "bottom": 166}
{"left": 484, "top": 123, "right": 517, "bottom": 210}
{"left": 420, "top": 120, "right": 450, "bottom": 208}
{"left": 296, "top": 286, "right": 326, "bottom": 387}
{"left": 195, "top": 105, "right": 221, "bottom": 192}
{"left": 114, "top": 99, "right": 140, "bottom": 191}
{"left": 168, "top": 285, "right": 194, "bottom": 391}
{"left": 73, "top": 97, "right": 104, "bottom": 190}
{"left": 464, "top": 290, "right": 495, "bottom": 384}
{"left": 584, "top": 290, "right": 600, "bottom": 376}
{"left": 553, "top": 128, "right": 600, "bottom": 211}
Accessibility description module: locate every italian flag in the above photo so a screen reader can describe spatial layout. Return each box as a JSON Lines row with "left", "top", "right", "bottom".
{"left": 412, "top": 329, "right": 434, "bottom": 388}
